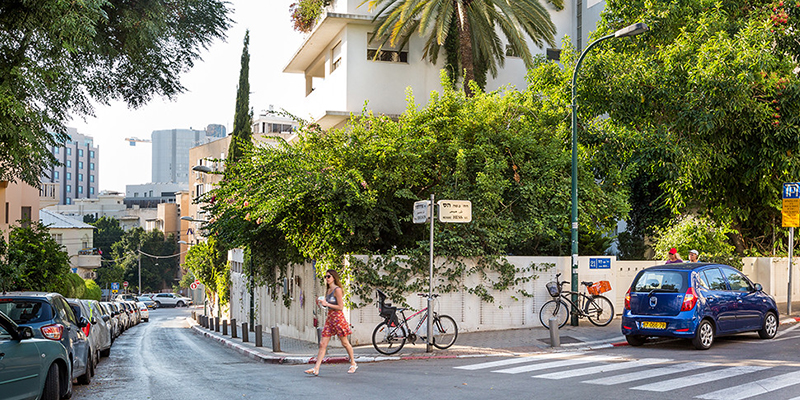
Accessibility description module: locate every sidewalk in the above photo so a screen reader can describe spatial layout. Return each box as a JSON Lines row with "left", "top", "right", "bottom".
{"left": 187, "top": 300, "right": 800, "bottom": 366}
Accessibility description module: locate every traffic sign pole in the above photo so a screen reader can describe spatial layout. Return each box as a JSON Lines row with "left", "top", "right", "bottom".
{"left": 790, "top": 228, "right": 794, "bottom": 315}
{"left": 783, "top": 182, "right": 799, "bottom": 315}
{"left": 427, "top": 193, "right": 434, "bottom": 353}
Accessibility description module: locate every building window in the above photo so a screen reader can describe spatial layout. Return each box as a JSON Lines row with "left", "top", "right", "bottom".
{"left": 89, "top": 150, "right": 95, "bottom": 158}
{"left": 54, "top": 147, "right": 59, "bottom": 154}
{"left": 54, "top": 171, "right": 59, "bottom": 180}
{"left": 90, "top": 187, "right": 95, "bottom": 195}
{"left": 66, "top": 160, "right": 71, "bottom": 168}
{"left": 4, "top": 202, "right": 8, "bottom": 224}
{"left": 78, "top": 161, "right": 83, "bottom": 169}
{"left": 331, "top": 41, "right": 342, "bottom": 72}
{"left": 78, "top": 186, "right": 83, "bottom": 194}
{"left": 78, "top": 173, "right": 83, "bottom": 181}
{"left": 66, "top": 148, "right": 72, "bottom": 155}
{"left": 90, "top": 162, "right": 94, "bottom": 170}
{"left": 546, "top": 48, "right": 561, "bottom": 61}
{"left": 20, "top": 206, "right": 31, "bottom": 228}
{"left": 89, "top": 175, "right": 94, "bottom": 183}
{"left": 66, "top": 172, "right": 71, "bottom": 180}
{"left": 51, "top": 234, "right": 63, "bottom": 244}
{"left": 78, "top": 149, "right": 84, "bottom": 157}
{"left": 367, "top": 33, "right": 408, "bottom": 63}
{"left": 66, "top": 184, "right": 71, "bottom": 193}
{"left": 134, "top": 192, "right": 138, "bottom": 197}
{"left": 66, "top": 197, "right": 72, "bottom": 205}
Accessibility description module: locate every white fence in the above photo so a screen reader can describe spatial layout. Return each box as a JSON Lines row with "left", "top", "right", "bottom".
{"left": 228, "top": 255, "right": 800, "bottom": 346}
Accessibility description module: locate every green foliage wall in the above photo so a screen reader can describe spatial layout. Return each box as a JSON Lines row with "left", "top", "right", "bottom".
{"left": 0, "top": 222, "right": 71, "bottom": 292}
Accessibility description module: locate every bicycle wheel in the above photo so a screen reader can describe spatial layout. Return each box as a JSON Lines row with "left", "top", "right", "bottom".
{"left": 586, "top": 295, "right": 614, "bottom": 326}
{"left": 372, "top": 321, "right": 407, "bottom": 355}
{"left": 539, "top": 299, "right": 569, "bottom": 328}
{"left": 431, "top": 315, "right": 458, "bottom": 350}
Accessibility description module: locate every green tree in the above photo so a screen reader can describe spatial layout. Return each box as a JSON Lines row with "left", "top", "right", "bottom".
{"left": 89, "top": 216, "right": 125, "bottom": 287}
{"left": 83, "top": 279, "right": 102, "bottom": 301}
{"left": 227, "top": 31, "right": 252, "bottom": 162}
{"left": 364, "top": 0, "right": 562, "bottom": 95}
{"left": 183, "top": 237, "right": 229, "bottom": 305}
{"left": 111, "top": 228, "right": 179, "bottom": 293}
{"left": 653, "top": 216, "right": 741, "bottom": 269}
{"left": 0, "top": 222, "right": 71, "bottom": 292}
{"left": 0, "top": 0, "right": 231, "bottom": 186}
{"left": 582, "top": 0, "right": 800, "bottom": 255}
{"left": 206, "top": 75, "right": 629, "bottom": 300}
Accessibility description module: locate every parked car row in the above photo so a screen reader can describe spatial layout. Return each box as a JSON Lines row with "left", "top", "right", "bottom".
{"left": 0, "top": 292, "right": 153, "bottom": 399}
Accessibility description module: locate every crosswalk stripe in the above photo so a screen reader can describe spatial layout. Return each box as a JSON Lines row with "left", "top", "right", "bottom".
{"left": 696, "top": 371, "right": 800, "bottom": 400}
{"left": 583, "top": 362, "right": 714, "bottom": 385}
{"left": 631, "top": 365, "right": 770, "bottom": 392}
{"left": 533, "top": 358, "right": 673, "bottom": 380}
{"left": 493, "top": 355, "right": 622, "bottom": 374}
{"left": 454, "top": 352, "right": 584, "bottom": 370}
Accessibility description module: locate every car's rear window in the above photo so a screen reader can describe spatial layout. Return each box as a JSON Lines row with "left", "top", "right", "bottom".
{"left": 633, "top": 270, "right": 686, "bottom": 292}
{"left": 0, "top": 299, "right": 54, "bottom": 324}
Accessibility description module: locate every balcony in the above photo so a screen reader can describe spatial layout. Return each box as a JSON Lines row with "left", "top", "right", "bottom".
{"left": 75, "top": 254, "right": 101, "bottom": 269}
{"left": 39, "top": 183, "right": 59, "bottom": 208}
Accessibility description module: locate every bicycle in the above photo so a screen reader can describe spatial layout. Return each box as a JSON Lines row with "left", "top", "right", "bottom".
{"left": 372, "top": 289, "right": 458, "bottom": 355}
{"left": 539, "top": 272, "right": 615, "bottom": 328}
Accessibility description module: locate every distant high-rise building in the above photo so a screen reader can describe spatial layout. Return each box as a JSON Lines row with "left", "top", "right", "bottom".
{"left": 151, "top": 124, "right": 226, "bottom": 185}
{"left": 41, "top": 127, "right": 100, "bottom": 205}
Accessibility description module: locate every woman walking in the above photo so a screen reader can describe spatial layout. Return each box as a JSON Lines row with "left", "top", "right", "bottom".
{"left": 305, "top": 269, "right": 358, "bottom": 376}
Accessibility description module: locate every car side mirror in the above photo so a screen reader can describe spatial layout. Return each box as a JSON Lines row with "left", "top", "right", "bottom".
{"left": 78, "top": 317, "right": 89, "bottom": 328}
{"left": 102, "top": 315, "right": 110, "bottom": 322}
{"left": 91, "top": 317, "right": 97, "bottom": 325}
{"left": 754, "top": 283, "right": 763, "bottom": 292}
{"left": 17, "top": 326, "right": 34, "bottom": 339}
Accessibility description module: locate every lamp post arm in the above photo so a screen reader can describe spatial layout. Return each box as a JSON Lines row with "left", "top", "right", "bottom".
{"left": 569, "top": 32, "right": 613, "bottom": 326}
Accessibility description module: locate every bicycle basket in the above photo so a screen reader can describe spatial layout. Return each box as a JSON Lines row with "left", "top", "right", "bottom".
{"left": 588, "top": 280, "right": 612, "bottom": 296}
{"left": 546, "top": 281, "right": 560, "bottom": 297}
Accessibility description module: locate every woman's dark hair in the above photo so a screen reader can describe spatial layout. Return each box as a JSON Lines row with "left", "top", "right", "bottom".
{"left": 325, "top": 269, "right": 343, "bottom": 289}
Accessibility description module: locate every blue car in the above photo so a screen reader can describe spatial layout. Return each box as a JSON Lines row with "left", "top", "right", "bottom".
{"left": 622, "top": 263, "right": 779, "bottom": 349}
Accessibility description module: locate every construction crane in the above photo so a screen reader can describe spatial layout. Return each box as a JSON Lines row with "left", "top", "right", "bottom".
{"left": 124, "top": 137, "right": 152, "bottom": 146}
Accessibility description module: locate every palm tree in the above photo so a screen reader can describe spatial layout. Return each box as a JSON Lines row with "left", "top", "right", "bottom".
{"left": 364, "top": 0, "right": 563, "bottom": 96}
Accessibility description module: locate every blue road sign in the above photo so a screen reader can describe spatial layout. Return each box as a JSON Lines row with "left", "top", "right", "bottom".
{"left": 589, "top": 258, "right": 611, "bottom": 269}
{"left": 784, "top": 183, "right": 800, "bottom": 199}
{"left": 111, "top": 282, "right": 119, "bottom": 291}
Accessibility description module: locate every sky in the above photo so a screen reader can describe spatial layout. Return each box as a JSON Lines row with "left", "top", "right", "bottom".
{"left": 70, "top": 1, "right": 307, "bottom": 192}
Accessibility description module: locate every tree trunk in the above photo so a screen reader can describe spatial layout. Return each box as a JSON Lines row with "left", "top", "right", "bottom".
{"left": 456, "top": 1, "right": 474, "bottom": 96}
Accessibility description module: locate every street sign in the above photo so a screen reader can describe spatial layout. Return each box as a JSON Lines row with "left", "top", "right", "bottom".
{"left": 123, "top": 281, "right": 129, "bottom": 288}
{"left": 589, "top": 258, "right": 611, "bottom": 269}
{"left": 783, "top": 183, "right": 800, "bottom": 227}
{"left": 71, "top": 268, "right": 78, "bottom": 274}
{"left": 413, "top": 200, "right": 431, "bottom": 224}
{"left": 437, "top": 200, "right": 472, "bottom": 223}
{"left": 111, "top": 282, "right": 119, "bottom": 291}
{"left": 190, "top": 282, "right": 198, "bottom": 290}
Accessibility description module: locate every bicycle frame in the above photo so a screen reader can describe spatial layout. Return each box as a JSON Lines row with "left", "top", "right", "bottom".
{"left": 394, "top": 307, "right": 431, "bottom": 340}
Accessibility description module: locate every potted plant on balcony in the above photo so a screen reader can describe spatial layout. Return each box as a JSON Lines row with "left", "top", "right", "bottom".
{"left": 290, "top": 0, "right": 331, "bottom": 33}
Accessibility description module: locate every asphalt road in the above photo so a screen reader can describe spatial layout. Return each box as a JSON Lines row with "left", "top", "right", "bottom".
{"left": 74, "top": 308, "right": 800, "bottom": 400}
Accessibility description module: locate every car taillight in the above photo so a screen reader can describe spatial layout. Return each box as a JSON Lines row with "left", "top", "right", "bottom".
{"left": 681, "top": 287, "right": 698, "bottom": 311}
{"left": 41, "top": 324, "right": 64, "bottom": 340}
{"left": 82, "top": 322, "right": 92, "bottom": 337}
{"left": 624, "top": 287, "right": 631, "bottom": 310}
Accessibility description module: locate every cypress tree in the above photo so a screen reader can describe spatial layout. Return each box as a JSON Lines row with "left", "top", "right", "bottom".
{"left": 228, "top": 30, "right": 252, "bottom": 162}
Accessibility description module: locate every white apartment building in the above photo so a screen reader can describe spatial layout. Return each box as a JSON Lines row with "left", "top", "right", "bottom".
{"left": 40, "top": 209, "right": 101, "bottom": 280}
{"left": 283, "top": 0, "right": 605, "bottom": 129}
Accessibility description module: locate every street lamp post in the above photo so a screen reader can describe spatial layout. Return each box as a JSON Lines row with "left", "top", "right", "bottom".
{"left": 570, "top": 22, "right": 649, "bottom": 326}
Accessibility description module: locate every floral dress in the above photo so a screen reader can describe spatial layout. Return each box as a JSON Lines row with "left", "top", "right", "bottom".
{"left": 321, "top": 286, "right": 352, "bottom": 337}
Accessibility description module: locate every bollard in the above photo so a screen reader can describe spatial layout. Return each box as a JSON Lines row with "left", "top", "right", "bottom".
{"left": 214, "top": 317, "right": 220, "bottom": 332}
{"left": 191, "top": 311, "right": 196, "bottom": 320}
{"left": 222, "top": 320, "right": 228, "bottom": 336}
{"left": 209, "top": 317, "right": 215, "bottom": 331}
{"left": 202, "top": 315, "right": 207, "bottom": 328}
{"left": 271, "top": 326, "right": 281, "bottom": 352}
{"left": 255, "top": 325, "right": 263, "bottom": 347}
{"left": 316, "top": 327, "right": 322, "bottom": 345}
{"left": 231, "top": 319, "right": 238, "bottom": 338}
{"left": 242, "top": 323, "right": 249, "bottom": 342}
{"left": 549, "top": 317, "right": 560, "bottom": 347}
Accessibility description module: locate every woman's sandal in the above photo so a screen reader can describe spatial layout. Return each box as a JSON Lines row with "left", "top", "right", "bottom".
{"left": 347, "top": 364, "right": 358, "bottom": 374}
{"left": 304, "top": 368, "right": 319, "bottom": 376}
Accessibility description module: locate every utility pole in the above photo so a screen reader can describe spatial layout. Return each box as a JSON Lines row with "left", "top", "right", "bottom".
{"left": 138, "top": 246, "right": 142, "bottom": 296}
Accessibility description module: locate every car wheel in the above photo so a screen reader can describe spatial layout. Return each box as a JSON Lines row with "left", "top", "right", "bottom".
{"left": 144, "top": 318, "right": 149, "bottom": 322}
{"left": 625, "top": 335, "right": 647, "bottom": 346}
{"left": 692, "top": 319, "right": 714, "bottom": 350}
{"left": 41, "top": 363, "right": 60, "bottom": 400}
{"left": 758, "top": 311, "right": 778, "bottom": 339}
{"left": 177, "top": 301, "right": 185, "bottom": 307}
{"left": 155, "top": 301, "right": 162, "bottom": 308}
{"left": 100, "top": 347, "right": 110, "bottom": 357}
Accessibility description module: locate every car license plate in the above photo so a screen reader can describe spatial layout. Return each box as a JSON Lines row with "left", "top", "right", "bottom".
{"left": 641, "top": 321, "right": 666, "bottom": 329}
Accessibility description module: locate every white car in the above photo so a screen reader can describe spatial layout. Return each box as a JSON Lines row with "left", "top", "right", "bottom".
{"left": 135, "top": 302, "right": 149, "bottom": 322}
{"left": 151, "top": 293, "right": 192, "bottom": 308}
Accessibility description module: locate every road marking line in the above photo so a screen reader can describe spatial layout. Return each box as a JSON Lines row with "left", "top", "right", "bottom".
{"left": 583, "top": 362, "right": 714, "bottom": 385}
{"left": 696, "top": 370, "right": 800, "bottom": 400}
{"left": 776, "top": 321, "right": 800, "bottom": 338}
{"left": 493, "top": 355, "right": 622, "bottom": 374}
{"left": 631, "top": 366, "right": 770, "bottom": 392}
{"left": 533, "top": 358, "right": 673, "bottom": 379}
{"left": 454, "top": 352, "right": 585, "bottom": 370}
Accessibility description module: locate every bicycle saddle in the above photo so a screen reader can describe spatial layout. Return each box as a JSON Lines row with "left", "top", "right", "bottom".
{"left": 581, "top": 281, "right": 594, "bottom": 287}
